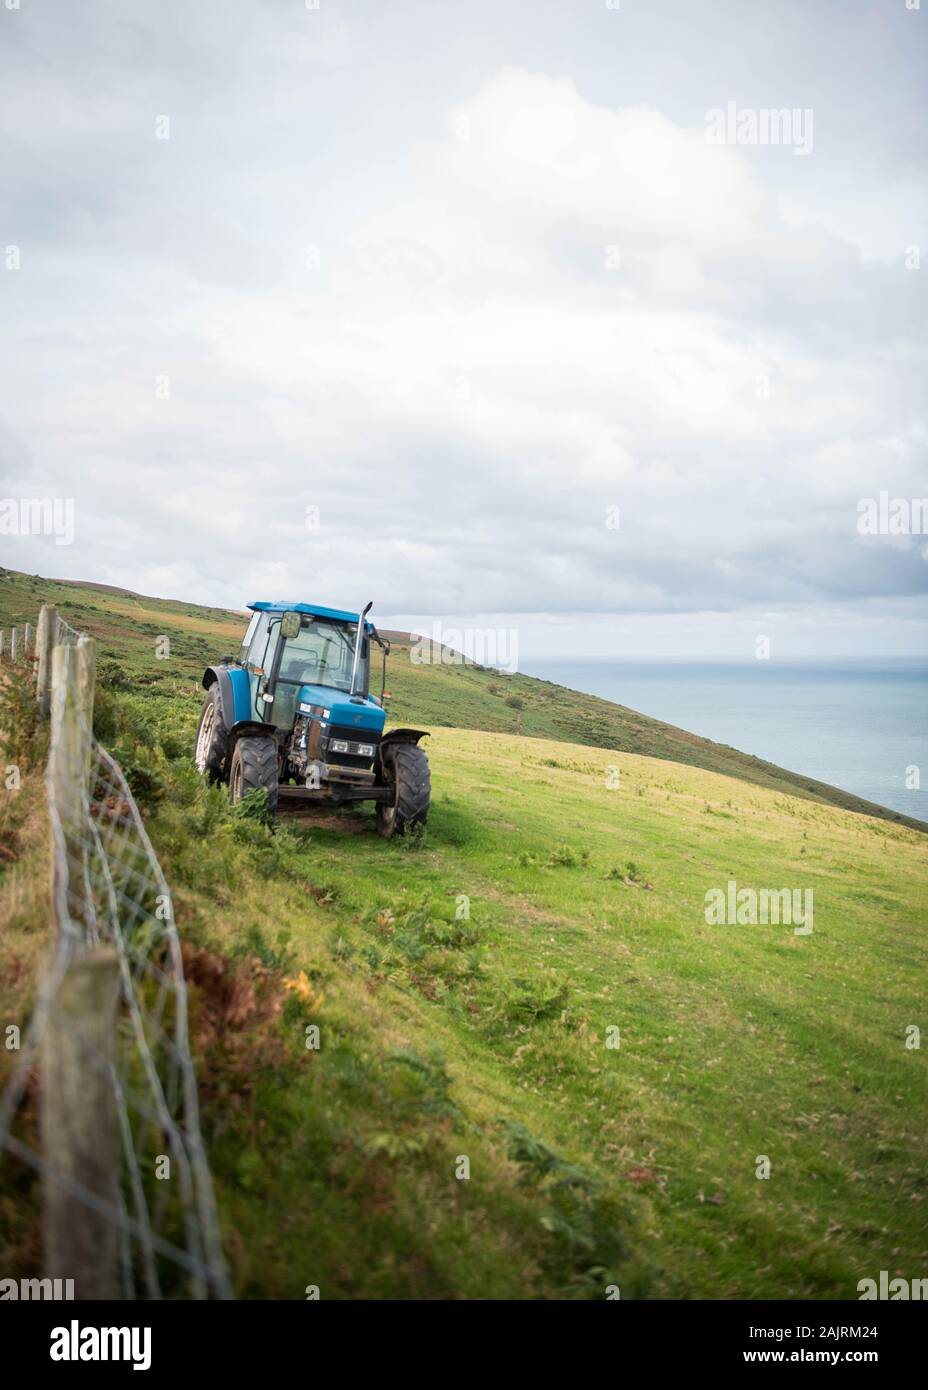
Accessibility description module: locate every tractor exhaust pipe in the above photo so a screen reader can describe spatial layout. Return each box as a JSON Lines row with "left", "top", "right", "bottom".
{"left": 349, "top": 601, "right": 373, "bottom": 698}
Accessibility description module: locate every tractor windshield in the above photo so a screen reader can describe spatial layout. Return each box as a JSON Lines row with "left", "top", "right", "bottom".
{"left": 276, "top": 617, "right": 369, "bottom": 696}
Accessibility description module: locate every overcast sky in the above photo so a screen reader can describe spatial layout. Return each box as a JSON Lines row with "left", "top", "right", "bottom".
{"left": 1, "top": 0, "right": 925, "bottom": 658}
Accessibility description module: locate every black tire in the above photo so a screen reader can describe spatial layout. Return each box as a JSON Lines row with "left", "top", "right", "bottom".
{"left": 376, "top": 742, "right": 430, "bottom": 839}
{"left": 194, "top": 685, "right": 228, "bottom": 783}
{"left": 229, "top": 735, "right": 279, "bottom": 817}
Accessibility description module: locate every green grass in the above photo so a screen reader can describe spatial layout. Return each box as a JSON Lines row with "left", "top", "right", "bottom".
{"left": 1, "top": 570, "right": 926, "bottom": 1298}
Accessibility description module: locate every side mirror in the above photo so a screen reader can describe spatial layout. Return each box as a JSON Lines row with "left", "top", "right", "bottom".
{"left": 280, "top": 612, "right": 301, "bottom": 640}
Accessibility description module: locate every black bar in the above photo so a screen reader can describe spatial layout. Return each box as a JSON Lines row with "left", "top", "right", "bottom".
{"left": 4, "top": 1297, "right": 923, "bottom": 1374}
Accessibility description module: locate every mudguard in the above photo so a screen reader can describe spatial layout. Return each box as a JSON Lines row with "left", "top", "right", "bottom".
{"left": 376, "top": 727, "right": 429, "bottom": 778}
{"left": 202, "top": 664, "right": 254, "bottom": 730}
{"left": 380, "top": 727, "right": 430, "bottom": 748}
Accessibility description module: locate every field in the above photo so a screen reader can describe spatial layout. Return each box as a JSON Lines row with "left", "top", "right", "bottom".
{"left": 1, "top": 569, "right": 926, "bottom": 1298}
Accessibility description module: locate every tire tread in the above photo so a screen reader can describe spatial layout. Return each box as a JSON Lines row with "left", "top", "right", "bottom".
{"left": 232, "top": 735, "right": 279, "bottom": 816}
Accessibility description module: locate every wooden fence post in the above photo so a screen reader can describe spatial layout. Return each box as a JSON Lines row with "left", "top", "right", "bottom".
{"left": 24, "top": 621, "right": 35, "bottom": 659}
{"left": 76, "top": 636, "right": 96, "bottom": 781}
{"left": 36, "top": 604, "right": 57, "bottom": 717}
{"left": 41, "top": 948, "right": 121, "bottom": 1299}
{"left": 10, "top": 627, "right": 19, "bottom": 662}
{"left": 49, "top": 645, "right": 86, "bottom": 822}
{"left": 0, "top": 630, "right": 5, "bottom": 661}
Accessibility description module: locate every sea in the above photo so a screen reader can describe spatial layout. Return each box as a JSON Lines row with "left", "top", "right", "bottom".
{"left": 519, "top": 657, "right": 928, "bottom": 823}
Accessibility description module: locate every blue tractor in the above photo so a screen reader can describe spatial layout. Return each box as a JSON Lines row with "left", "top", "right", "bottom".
{"left": 194, "top": 601, "right": 430, "bottom": 836}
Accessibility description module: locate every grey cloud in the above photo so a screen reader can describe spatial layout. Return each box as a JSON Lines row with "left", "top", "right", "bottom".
{"left": 0, "top": 0, "right": 925, "bottom": 650}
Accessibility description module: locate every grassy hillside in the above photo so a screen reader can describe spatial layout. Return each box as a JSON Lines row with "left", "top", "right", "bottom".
{"left": 1, "top": 573, "right": 926, "bottom": 1298}
{"left": 0, "top": 567, "right": 922, "bottom": 833}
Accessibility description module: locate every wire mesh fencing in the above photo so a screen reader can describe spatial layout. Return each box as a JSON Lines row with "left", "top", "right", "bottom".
{"left": 0, "top": 606, "right": 231, "bottom": 1299}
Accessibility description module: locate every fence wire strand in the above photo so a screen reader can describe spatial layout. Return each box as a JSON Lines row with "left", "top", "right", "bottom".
{"left": 0, "top": 615, "right": 231, "bottom": 1299}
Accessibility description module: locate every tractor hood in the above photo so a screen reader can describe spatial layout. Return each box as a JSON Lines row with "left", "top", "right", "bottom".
{"left": 296, "top": 684, "right": 387, "bottom": 734}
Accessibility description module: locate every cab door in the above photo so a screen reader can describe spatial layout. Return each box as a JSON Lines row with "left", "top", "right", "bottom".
{"left": 242, "top": 613, "right": 277, "bottom": 721}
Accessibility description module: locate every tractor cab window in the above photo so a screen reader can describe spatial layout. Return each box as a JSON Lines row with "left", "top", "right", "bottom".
{"left": 243, "top": 613, "right": 272, "bottom": 670}
{"left": 277, "top": 617, "right": 369, "bottom": 695}
{"left": 239, "top": 612, "right": 260, "bottom": 661}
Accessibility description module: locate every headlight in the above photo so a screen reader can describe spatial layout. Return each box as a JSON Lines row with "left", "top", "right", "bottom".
{"left": 357, "top": 743, "right": 374, "bottom": 758}
{"left": 330, "top": 739, "right": 349, "bottom": 754}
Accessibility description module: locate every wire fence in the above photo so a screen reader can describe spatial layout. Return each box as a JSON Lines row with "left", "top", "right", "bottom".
{"left": 0, "top": 606, "right": 231, "bottom": 1299}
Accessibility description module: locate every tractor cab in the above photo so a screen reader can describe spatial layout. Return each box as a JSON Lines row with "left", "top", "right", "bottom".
{"left": 195, "top": 600, "right": 430, "bottom": 837}
{"left": 240, "top": 600, "right": 382, "bottom": 729}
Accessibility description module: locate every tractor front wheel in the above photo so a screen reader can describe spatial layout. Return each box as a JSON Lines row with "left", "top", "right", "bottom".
{"left": 376, "top": 743, "right": 430, "bottom": 839}
{"left": 229, "top": 735, "right": 279, "bottom": 817}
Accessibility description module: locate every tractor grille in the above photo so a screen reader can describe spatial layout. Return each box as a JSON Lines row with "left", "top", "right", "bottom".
{"left": 324, "top": 725, "right": 380, "bottom": 769}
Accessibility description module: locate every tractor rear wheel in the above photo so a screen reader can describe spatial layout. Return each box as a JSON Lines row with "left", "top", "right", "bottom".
{"left": 376, "top": 742, "right": 430, "bottom": 839}
{"left": 194, "top": 684, "right": 228, "bottom": 783}
{"left": 229, "top": 735, "right": 279, "bottom": 817}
